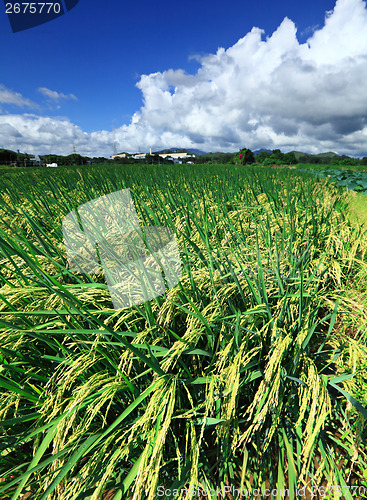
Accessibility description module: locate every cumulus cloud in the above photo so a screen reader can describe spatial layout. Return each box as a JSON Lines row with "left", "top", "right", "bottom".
{"left": 118, "top": 0, "right": 367, "bottom": 155}
{"left": 0, "top": 114, "right": 100, "bottom": 155}
{"left": 38, "top": 87, "right": 78, "bottom": 102}
{"left": 0, "top": 84, "right": 35, "bottom": 108}
{"left": 1, "top": 0, "right": 367, "bottom": 157}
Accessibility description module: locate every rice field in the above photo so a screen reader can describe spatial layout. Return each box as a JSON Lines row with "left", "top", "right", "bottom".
{"left": 0, "top": 164, "right": 366, "bottom": 499}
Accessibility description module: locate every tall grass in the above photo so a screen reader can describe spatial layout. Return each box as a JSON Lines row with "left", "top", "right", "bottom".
{"left": 0, "top": 164, "right": 366, "bottom": 499}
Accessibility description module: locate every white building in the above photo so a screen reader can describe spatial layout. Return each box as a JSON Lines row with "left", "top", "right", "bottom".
{"left": 111, "top": 153, "right": 127, "bottom": 159}
{"left": 111, "top": 150, "right": 196, "bottom": 161}
{"left": 156, "top": 152, "right": 195, "bottom": 160}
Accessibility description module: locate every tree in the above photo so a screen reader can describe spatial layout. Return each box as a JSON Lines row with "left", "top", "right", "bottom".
{"left": 145, "top": 154, "right": 161, "bottom": 164}
{"left": 42, "top": 154, "right": 60, "bottom": 164}
{"left": 64, "top": 154, "right": 87, "bottom": 165}
{"left": 255, "top": 151, "right": 272, "bottom": 163}
{"left": 0, "top": 148, "right": 17, "bottom": 165}
{"left": 262, "top": 157, "right": 282, "bottom": 166}
{"left": 271, "top": 149, "right": 283, "bottom": 160}
{"left": 236, "top": 148, "right": 255, "bottom": 165}
{"left": 283, "top": 152, "right": 297, "bottom": 165}
{"left": 338, "top": 156, "right": 358, "bottom": 166}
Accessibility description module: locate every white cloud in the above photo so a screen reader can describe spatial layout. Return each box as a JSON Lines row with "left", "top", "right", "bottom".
{"left": 0, "top": 84, "right": 35, "bottom": 108}
{"left": 118, "top": 0, "right": 367, "bottom": 155}
{"left": 1, "top": 0, "right": 367, "bottom": 157}
{"left": 0, "top": 114, "right": 91, "bottom": 155}
{"left": 38, "top": 87, "right": 78, "bottom": 102}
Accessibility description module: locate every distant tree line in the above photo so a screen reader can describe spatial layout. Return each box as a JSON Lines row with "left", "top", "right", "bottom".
{"left": 234, "top": 148, "right": 367, "bottom": 166}
{"left": 200, "top": 149, "right": 298, "bottom": 165}
{"left": 0, "top": 149, "right": 90, "bottom": 166}
{"left": 42, "top": 154, "right": 88, "bottom": 165}
{"left": 2, "top": 147, "right": 367, "bottom": 168}
{"left": 294, "top": 153, "right": 367, "bottom": 166}
{"left": 198, "top": 152, "right": 236, "bottom": 164}
{"left": 254, "top": 149, "right": 298, "bottom": 165}
{"left": 0, "top": 149, "right": 17, "bottom": 164}
{"left": 331, "top": 156, "right": 367, "bottom": 166}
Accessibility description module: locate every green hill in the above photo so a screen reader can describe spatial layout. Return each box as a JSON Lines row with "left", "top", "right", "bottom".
{"left": 290, "top": 150, "right": 338, "bottom": 160}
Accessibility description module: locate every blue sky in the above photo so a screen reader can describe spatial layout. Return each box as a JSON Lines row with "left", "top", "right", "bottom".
{"left": 1, "top": 0, "right": 367, "bottom": 157}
